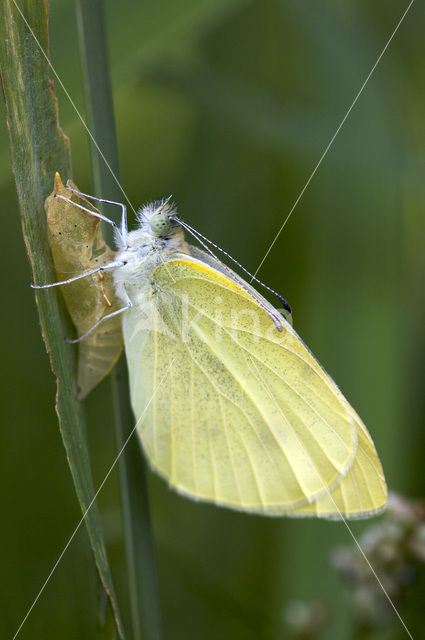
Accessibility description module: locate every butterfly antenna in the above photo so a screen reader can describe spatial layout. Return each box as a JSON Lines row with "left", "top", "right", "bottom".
{"left": 170, "top": 217, "right": 292, "bottom": 315}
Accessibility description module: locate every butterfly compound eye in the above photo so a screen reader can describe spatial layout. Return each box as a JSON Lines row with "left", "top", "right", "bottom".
{"left": 150, "top": 212, "right": 171, "bottom": 236}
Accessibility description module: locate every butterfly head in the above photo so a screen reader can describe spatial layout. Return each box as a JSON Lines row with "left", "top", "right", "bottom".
{"left": 122, "top": 197, "right": 188, "bottom": 254}
{"left": 137, "top": 197, "right": 181, "bottom": 239}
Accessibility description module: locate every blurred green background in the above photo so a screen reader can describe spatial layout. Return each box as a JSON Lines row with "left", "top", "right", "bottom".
{"left": 1, "top": 0, "right": 424, "bottom": 638}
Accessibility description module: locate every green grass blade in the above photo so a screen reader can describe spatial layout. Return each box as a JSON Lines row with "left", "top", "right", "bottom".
{"left": 75, "top": 1, "right": 163, "bottom": 638}
{"left": 0, "top": 2, "right": 124, "bottom": 637}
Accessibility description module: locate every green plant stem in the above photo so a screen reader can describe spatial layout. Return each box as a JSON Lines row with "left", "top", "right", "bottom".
{"left": 75, "top": 2, "right": 163, "bottom": 639}
{"left": 0, "top": 1, "right": 124, "bottom": 637}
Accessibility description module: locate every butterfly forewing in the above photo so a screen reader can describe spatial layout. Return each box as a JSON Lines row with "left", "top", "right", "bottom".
{"left": 121, "top": 257, "right": 386, "bottom": 517}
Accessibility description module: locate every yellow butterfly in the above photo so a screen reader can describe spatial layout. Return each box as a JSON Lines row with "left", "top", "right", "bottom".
{"left": 38, "top": 174, "right": 386, "bottom": 519}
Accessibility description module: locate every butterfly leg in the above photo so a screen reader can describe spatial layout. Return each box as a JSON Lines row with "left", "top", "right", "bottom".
{"left": 65, "top": 301, "right": 132, "bottom": 343}
{"left": 54, "top": 194, "right": 120, "bottom": 233}
{"left": 31, "top": 260, "right": 126, "bottom": 289}
{"left": 65, "top": 185, "right": 128, "bottom": 243}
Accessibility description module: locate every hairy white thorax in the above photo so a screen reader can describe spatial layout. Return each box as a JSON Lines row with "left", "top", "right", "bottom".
{"left": 113, "top": 199, "right": 190, "bottom": 307}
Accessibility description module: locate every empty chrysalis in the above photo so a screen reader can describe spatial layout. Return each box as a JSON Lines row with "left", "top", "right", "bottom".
{"left": 44, "top": 173, "right": 123, "bottom": 398}
{"left": 36, "top": 173, "right": 387, "bottom": 519}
